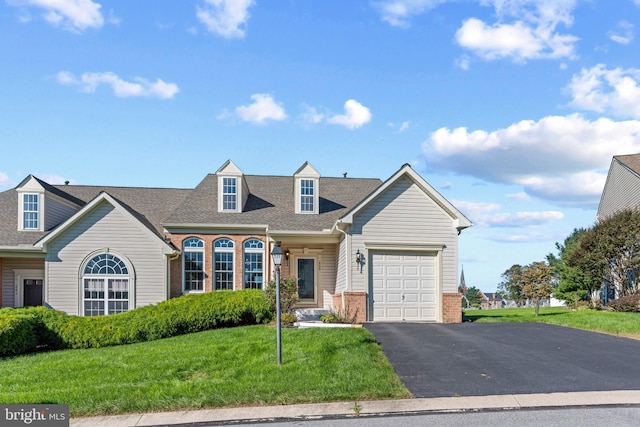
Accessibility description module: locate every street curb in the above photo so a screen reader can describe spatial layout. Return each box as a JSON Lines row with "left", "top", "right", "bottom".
{"left": 70, "top": 390, "right": 640, "bottom": 426}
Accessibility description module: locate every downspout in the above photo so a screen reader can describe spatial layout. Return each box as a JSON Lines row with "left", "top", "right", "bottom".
{"left": 336, "top": 222, "right": 350, "bottom": 310}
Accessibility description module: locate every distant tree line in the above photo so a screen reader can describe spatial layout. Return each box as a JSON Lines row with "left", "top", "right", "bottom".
{"left": 498, "top": 209, "right": 640, "bottom": 312}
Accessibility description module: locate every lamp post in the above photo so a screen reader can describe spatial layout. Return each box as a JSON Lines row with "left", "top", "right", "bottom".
{"left": 271, "top": 244, "right": 283, "bottom": 365}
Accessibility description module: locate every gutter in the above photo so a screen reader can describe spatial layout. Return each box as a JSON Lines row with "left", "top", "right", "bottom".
{"left": 335, "top": 221, "right": 350, "bottom": 311}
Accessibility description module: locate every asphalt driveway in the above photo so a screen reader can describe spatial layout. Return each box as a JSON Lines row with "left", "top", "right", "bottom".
{"left": 364, "top": 322, "right": 640, "bottom": 398}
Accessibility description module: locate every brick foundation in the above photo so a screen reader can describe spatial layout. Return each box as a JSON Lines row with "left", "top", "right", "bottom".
{"left": 332, "top": 292, "right": 367, "bottom": 324}
{"left": 442, "top": 292, "right": 462, "bottom": 323}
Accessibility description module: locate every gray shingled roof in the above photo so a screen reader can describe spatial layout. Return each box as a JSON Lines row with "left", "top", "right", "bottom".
{"left": 164, "top": 174, "right": 383, "bottom": 231}
{"left": 1, "top": 173, "right": 383, "bottom": 247}
{"left": 616, "top": 154, "right": 640, "bottom": 176}
{"left": 0, "top": 184, "right": 191, "bottom": 246}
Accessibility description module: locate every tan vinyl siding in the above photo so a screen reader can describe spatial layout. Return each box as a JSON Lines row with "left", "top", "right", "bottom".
{"left": 45, "top": 200, "right": 168, "bottom": 315}
{"left": 598, "top": 159, "right": 640, "bottom": 221}
{"left": 350, "top": 177, "right": 459, "bottom": 294}
{"left": 44, "top": 194, "right": 79, "bottom": 231}
{"left": 1, "top": 258, "right": 44, "bottom": 307}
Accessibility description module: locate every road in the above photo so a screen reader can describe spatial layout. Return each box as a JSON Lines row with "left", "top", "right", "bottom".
{"left": 218, "top": 406, "right": 640, "bottom": 426}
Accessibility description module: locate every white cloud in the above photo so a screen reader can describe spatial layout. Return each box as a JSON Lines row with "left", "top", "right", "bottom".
{"left": 455, "top": 0, "right": 579, "bottom": 62}
{"left": 489, "top": 231, "right": 556, "bottom": 243}
{"left": 422, "top": 114, "right": 640, "bottom": 207}
{"left": 8, "top": 0, "right": 106, "bottom": 32}
{"left": 372, "top": 0, "right": 447, "bottom": 28}
{"left": 234, "top": 93, "right": 287, "bottom": 124}
{"left": 398, "top": 121, "right": 410, "bottom": 133}
{"left": 196, "top": 0, "right": 255, "bottom": 38}
{"left": 0, "top": 172, "right": 12, "bottom": 189}
{"left": 300, "top": 104, "right": 325, "bottom": 124}
{"left": 56, "top": 71, "right": 180, "bottom": 99}
{"left": 608, "top": 20, "right": 634, "bottom": 45}
{"left": 506, "top": 192, "right": 531, "bottom": 200}
{"left": 452, "top": 199, "right": 562, "bottom": 228}
{"left": 326, "top": 99, "right": 372, "bottom": 129}
{"left": 566, "top": 64, "right": 640, "bottom": 119}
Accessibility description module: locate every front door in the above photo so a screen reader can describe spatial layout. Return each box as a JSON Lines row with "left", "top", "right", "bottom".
{"left": 297, "top": 258, "right": 315, "bottom": 301}
{"left": 23, "top": 279, "right": 43, "bottom": 307}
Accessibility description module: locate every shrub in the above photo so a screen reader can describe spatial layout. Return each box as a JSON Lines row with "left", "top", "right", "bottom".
{"left": 264, "top": 276, "right": 299, "bottom": 313}
{"left": 0, "top": 309, "right": 39, "bottom": 356}
{"left": 608, "top": 294, "right": 640, "bottom": 313}
{"left": 0, "top": 289, "right": 275, "bottom": 356}
{"left": 319, "top": 305, "right": 360, "bottom": 324}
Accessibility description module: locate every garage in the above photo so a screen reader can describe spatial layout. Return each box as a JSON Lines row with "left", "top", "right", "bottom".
{"left": 370, "top": 251, "right": 438, "bottom": 322}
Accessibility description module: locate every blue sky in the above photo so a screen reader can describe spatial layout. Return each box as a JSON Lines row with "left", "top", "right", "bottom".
{"left": 2, "top": 0, "right": 640, "bottom": 292}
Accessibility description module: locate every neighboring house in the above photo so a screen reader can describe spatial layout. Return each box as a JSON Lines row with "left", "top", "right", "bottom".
{"left": 597, "top": 154, "right": 640, "bottom": 302}
{"left": 479, "top": 292, "right": 504, "bottom": 309}
{"left": 0, "top": 160, "right": 471, "bottom": 323}
{"left": 597, "top": 154, "right": 640, "bottom": 221}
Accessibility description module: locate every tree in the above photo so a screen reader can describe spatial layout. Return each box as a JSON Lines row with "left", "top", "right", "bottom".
{"left": 498, "top": 264, "right": 525, "bottom": 304}
{"left": 569, "top": 209, "right": 640, "bottom": 299}
{"left": 520, "top": 261, "right": 555, "bottom": 316}
{"left": 465, "top": 287, "right": 484, "bottom": 308}
{"left": 546, "top": 227, "right": 592, "bottom": 307}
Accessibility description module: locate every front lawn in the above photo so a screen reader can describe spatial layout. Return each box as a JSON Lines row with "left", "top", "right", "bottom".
{"left": 0, "top": 326, "right": 410, "bottom": 417}
{"left": 465, "top": 307, "right": 640, "bottom": 339}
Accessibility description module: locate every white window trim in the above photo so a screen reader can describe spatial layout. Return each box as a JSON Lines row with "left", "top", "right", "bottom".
{"left": 82, "top": 276, "right": 131, "bottom": 316}
{"left": 214, "top": 239, "right": 235, "bottom": 290}
{"left": 295, "top": 177, "right": 319, "bottom": 214}
{"left": 19, "top": 192, "right": 43, "bottom": 231}
{"left": 182, "top": 238, "right": 205, "bottom": 293}
{"left": 79, "top": 252, "right": 134, "bottom": 316}
{"left": 217, "top": 176, "right": 242, "bottom": 213}
{"left": 243, "top": 239, "right": 264, "bottom": 289}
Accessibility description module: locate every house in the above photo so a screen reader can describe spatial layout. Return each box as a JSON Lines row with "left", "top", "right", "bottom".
{"left": 598, "top": 154, "right": 640, "bottom": 221}
{"left": 597, "top": 153, "right": 640, "bottom": 302}
{"left": 479, "top": 292, "right": 504, "bottom": 309}
{"left": 0, "top": 161, "right": 471, "bottom": 323}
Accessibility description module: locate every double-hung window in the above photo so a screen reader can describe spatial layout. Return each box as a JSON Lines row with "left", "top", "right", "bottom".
{"left": 183, "top": 238, "right": 205, "bottom": 292}
{"left": 222, "top": 177, "right": 237, "bottom": 211}
{"left": 243, "top": 239, "right": 264, "bottom": 289}
{"left": 23, "top": 194, "right": 39, "bottom": 230}
{"left": 300, "top": 179, "right": 314, "bottom": 212}
{"left": 82, "top": 253, "right": 130, "bottom": 316}
{"left": 214, "top": 238, "right": 234, "bottom": 290}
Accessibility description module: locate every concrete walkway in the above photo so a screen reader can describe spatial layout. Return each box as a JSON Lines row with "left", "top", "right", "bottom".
{"left": 71, "top": 390, "right": 640, "bottom": 426}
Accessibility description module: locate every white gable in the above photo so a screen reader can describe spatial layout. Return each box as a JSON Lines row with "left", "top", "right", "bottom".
{"left": 216, "top": 159, "right": 244, "bottom": 176}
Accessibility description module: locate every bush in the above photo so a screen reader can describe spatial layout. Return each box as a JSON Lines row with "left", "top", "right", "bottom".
{"left": 319, "top": 305, "right": 360, "bottom": 324}
{"left": 0, "top": 309, "right": 39, "bottom": 356}
{"left": 608, "top": 294, "right": 640, "bottom": 313}
{"left": 264, "top": 276, "right": 299, "bottom": 314}
{"left": 0, "top": 290, "right": 275, "bottom": 356}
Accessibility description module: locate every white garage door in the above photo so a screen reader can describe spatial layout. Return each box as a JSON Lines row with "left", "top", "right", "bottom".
{"left": 370, "top": 251, "right": 438, "bottom": 322}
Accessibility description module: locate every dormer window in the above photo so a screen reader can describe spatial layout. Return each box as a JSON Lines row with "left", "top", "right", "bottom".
{"left": 294, "top": 161, "right": 320, "bottom": 214}
{"left": 222, "top": 177, "right": 237, "bottom": 211}
{"left": 300, "top": 179, "right": 315, "bottom": 212}
{"left": 216, "top": 160, "right": 247, "bottom": 213}
{"left": 22, "top": 193, "right": 40, "bottom": 230}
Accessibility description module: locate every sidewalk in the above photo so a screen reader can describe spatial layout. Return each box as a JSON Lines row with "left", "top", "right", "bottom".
{"left": 71, "top": 390, "right": 640, "bottom": 426}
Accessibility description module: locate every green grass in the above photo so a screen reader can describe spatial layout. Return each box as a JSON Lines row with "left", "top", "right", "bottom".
{"left": 464, "top": 307, "right": 640, "bottom": 338}
{"left": 0, "top": 326, "right": 410, "bottom": 417}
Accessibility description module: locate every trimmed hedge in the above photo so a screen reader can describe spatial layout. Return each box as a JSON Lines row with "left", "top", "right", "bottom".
{"left": 0, "top": 290, "right": 274, "bottom": 356}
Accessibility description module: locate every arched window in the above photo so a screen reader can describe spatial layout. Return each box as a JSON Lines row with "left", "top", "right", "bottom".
{"left": 183, "top": 238, "right": 205, "bottom": 292}
{"left": 214, "top": 238, "right": 234, "bottom": 290}
{"left": 82, "top": 253, "right": 131, "bottom": 316}
{"left": 243, "top": 239, "right": 264, "bottom": 289}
